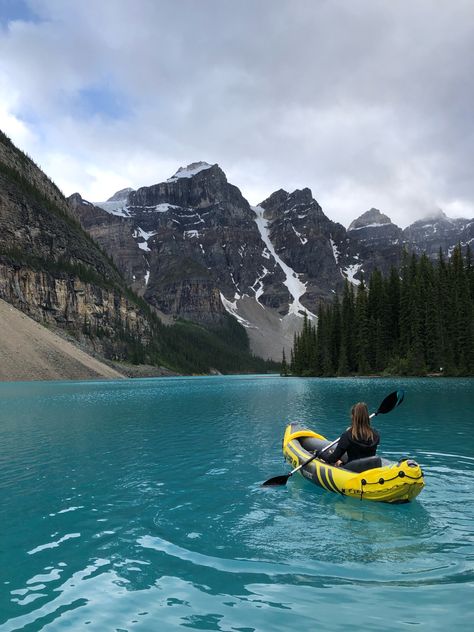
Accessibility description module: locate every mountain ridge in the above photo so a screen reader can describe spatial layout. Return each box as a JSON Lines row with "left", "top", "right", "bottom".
{"left": 71, "top": 161, "right": 473, "bottom": 359}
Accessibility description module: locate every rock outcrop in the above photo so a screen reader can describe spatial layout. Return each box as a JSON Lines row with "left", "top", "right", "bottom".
{"left": 402, "top": 210, "right": 474, "bottom": 258}
{"left": 347, "top": 208, "right": 403, "bottom": 279}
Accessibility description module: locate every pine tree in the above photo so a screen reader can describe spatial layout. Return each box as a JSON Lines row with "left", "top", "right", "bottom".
{"left": 354, "top": 279, "right": 370, "bottom": 373}
{"left": 386, "top": 267, "right": 401, "bottom": 362}
{"left": 338, "top": 281, "right": 354, "bottom": 374}
{"left": 451, "top": 245, "right": 472, "bottom": 373}
{"left": 314, "top": 303, "right": 325, "bottom": 376}
{"left": 281, "top": 349, "right": 289, "bottom": 376}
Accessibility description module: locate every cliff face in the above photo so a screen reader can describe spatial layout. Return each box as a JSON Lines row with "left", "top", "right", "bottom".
{"left": 259, "top": 188, "right": 349, "bottom": 305}
{"left": 346, "top": 208, "right": 403, "bottom": 279}
{"left": 0, "top": 131, "right": 152, "bottom": 359}
{"left": 68, "top": 193, "right": 146, "bottom": 296}
{"left": 0, "top": 264, "right": 147, "bottom": 355}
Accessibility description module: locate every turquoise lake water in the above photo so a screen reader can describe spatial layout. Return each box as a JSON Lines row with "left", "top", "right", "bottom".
{"left": 0, "top": 376, "right": 473, "bottom": 631}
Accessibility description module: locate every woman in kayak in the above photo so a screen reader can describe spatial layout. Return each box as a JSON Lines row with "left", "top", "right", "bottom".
{"left": 324, "top": 402, "right": 380, "bottom": 466}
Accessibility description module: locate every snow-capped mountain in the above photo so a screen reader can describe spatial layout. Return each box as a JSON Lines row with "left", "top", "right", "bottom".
{"left": 69, "top": 163, "right": 473, "bottom": 360}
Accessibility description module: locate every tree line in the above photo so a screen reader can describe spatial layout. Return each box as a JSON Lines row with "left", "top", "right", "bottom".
{"left": 284, "top": 246, "right": 474, "bottom": 377}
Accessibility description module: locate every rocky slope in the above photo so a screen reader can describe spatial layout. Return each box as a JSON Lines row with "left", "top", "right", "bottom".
{"left": 0, "top": 298, "right": 125, "bottom": 381}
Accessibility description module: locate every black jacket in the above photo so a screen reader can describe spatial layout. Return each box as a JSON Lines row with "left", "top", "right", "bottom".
{"left": 325, "top": 428, "right": 380, "bottom": 464}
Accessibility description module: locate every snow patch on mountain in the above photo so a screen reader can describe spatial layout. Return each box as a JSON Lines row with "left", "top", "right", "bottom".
{"left": 252, "top": 267, "right": 270, "bottom": 305}
{"left": 155, "top": 203, "right": 180, "bottom": 213}
{"left": 167, "top": 162, "right": 213, "bottom": 182}
{"left": 95, "top": 199, "right": 131, "bottom": 217}
{"left": 291, "top": 224, "right": 308, "bottom": 245}
{"left": 343, "top": 263, "right": 362, "bottom": 286}
{"left": 330, "top": 238, "right": 340, "bottom": 263}
{"left": 219, "top": 292, "right": 253, "bottom": 328}
{"left": 253, "top": 206, "right": 316, "bottom": 319}
{"left": 349, "top": 222, "right": 389, "bottom": 230}
{"left": 133, "top": 227, "right": 157, "bottom": 252}
{"left": 184, "top": 230, "right": 199, "bottom": 239}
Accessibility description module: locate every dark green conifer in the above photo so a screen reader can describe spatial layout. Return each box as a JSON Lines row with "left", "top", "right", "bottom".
{"left": 281, "top": 349, "right": 289, "bottom": 376}
{"left": 355, "top": 278, "right": 370, "bottom": 374}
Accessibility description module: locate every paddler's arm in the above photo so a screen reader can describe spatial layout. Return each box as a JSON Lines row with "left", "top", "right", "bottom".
{"left": 323, "top": 431, "right": 350, "bottom": 464}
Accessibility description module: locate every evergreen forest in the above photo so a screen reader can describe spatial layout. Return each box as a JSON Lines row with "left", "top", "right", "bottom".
{"left": 285, "top": 246, "right": 474, "bottom": 377}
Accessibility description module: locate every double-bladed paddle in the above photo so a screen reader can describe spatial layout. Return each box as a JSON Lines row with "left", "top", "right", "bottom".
{"left": 262, "top": 389, "right": 405, "bottom": 487}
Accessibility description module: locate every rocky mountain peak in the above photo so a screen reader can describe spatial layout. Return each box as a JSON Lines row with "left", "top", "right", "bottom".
{"left": 125, "top": 160, "right": 246, "bottom": 214}
{"left": 259, "top": 187, "right": 317, "bottom": 218}
{"left": 167, "top": 161, "right": 215, "bottom": 182}
{"left": 288, "top": 187, "right": 314, "bottom": 206}
{"left": 107, "top": 187, "right": 134, "bottom": 202}
{"left": 348, "top": 208, "right": 393, "bottom": 231}
{"left": 68, "top": 192, "right": 87, "bottom": 207}
{"left": 413, "top": 209, "right": 450, "bottom": 225}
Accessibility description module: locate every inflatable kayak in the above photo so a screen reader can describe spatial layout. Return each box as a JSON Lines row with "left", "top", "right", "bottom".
{"left": 282, "top": 423, "right": 424, "bottom": 503}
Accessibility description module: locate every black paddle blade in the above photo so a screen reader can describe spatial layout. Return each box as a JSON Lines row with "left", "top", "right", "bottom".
{"left": 262, "top": 474, "right": 291, "bottom": 486}
{"left": 377, "top": 389, "right": 405, "bottom": 415}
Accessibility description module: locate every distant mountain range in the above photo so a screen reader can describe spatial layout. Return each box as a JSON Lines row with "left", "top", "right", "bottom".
{"left": 69, "top": 161, "right": 473, "bottom": 359}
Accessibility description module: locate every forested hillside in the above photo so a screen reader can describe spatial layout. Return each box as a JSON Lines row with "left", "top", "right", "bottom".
{"left": 287, "top": 246, "right": 474, "bottom": 376}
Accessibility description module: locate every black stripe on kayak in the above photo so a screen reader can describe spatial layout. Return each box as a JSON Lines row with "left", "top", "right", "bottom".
{"left": 319, "top": 466, "right": 334, "bottom": 492}
{"left": 327, "top": 468, "right": 341, "bottom": 494}
{"left": 312, "top": 466, "right": 324, "bottom": 489}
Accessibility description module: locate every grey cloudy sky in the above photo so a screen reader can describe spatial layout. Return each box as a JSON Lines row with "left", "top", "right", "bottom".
{"left": 0, "top": 0, "right": 473, "bottom": 228}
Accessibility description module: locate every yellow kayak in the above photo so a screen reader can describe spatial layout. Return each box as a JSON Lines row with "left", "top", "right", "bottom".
{"left": 283, "top": 423, "right": 424, "bottom": 503}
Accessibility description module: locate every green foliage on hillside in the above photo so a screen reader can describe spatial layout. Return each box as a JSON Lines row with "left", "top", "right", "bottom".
{"left": 0, "top": 247, "right": 117, "bottom": 289}
{"left": 0, "top": 129, "right": 64, "bottom": 200}
{"left": 0, "top": 159, "right": 80, "bottom": 231}
{"left": 156, "top": 315, "right": 277, "bottom": 374}
{"left": 85, "top": 312, "right": 277, "bottom": 374}
{"left": 289, "top": 246, "right": 474, "bottom": 377}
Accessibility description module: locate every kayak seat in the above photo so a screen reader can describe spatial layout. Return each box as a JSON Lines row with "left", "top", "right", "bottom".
{"left": 342, "top": 456, "right": 382, "bottom": 473}
{"left": 299, "top": 436, "right": 330, "bottom": 453}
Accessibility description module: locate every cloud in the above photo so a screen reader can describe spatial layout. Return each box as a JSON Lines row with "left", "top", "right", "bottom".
{"left": 0, "top": 0, "right": 473, "bottom": 227}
